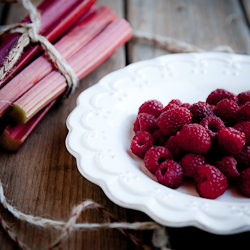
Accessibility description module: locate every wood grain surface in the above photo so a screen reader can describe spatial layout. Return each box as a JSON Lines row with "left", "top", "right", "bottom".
{"left": 0, "top": 0, "right": 250, "bottom": 250}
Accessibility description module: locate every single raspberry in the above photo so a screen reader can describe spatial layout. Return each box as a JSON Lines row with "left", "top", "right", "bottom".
{"left": 215, "top": 99, "right": 239, "bottom": 124}
{"left": 177, "top": 124, "right": 211, "bottom": 154}
{"left": 138, "top": 99, "right": 163, "bottom": 117}
{"left": 130, "top": 131, "right": 153, "bottom": 158}
{"left": 162, "top": 103, "right": 179, "bottom": 112}
{"left": 194, "top": 164, "right": 228, "bottom": 199}
{"left": 152, "top": 129, "right": 168, "bottom": 146}
{"left": 206, "top": 88, "right": 238, "bottom": 105}
{"left": 237, "top": 168, "right": 250, "bottom": 197}
{"left": 234, "top": 121, "right": 250, "bottom": 145}
{"left": 235, "top": 145, "right": 250, "bottom": 169}
{"left": 157, "top": 107, "right": 192, "bottom": 136}
{"left": 217, "top": 127, "right": 246, "bottom": 155}
{"left": 215, "top": 156, "right": 240, "bottom": 181}
{"left": 168, "top": 99, "right": 182, "bottom": 106}
{"left": 165, "top": 134, "right": 183, "bottom": 159}
{"left": 200, "top": 116, "right": 225, "bottom": 139}
{"left": 180, "top": 103, "right": 191, "bottom": 109}
{"left": 144, "top": 146, "right": 173, "bottom": 174}
{"left": 236, "top": 102, "right": 250, "bottom": 121}
{"left": 238, "top": 91, "right": 250, "bottom": 105}
{"left": 133, "top": 113, "right": 157, "bottom": 133}
{"left": 189, "top": 101, "right": 214, "bottom": 123}
{"left": 180, "top": 153, "right": 205, "bottom": 178}
{"left": 155, "top": 160, "right": 183, "bottom": 189}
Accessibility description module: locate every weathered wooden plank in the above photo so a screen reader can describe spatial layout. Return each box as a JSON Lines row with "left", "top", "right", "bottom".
{"left": 127, "top": 0, "right": 250, "bottom": 62}
{"left": 0, "top": 0, "right": 137, "bottom": 249}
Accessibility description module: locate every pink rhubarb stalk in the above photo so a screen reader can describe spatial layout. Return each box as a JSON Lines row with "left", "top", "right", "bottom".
{"left": 0, "top": 0, "right": 96, "bottom": 86}
{"left": 0, "top": 100, "right": 56, "bottom": 152}
{"left": 0, "top": 5, "right": 116, "bottom": 120}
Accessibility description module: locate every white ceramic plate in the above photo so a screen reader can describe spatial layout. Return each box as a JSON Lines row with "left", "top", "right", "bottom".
{"left": 66, "top": 53, "right": 250, "bottom": 235}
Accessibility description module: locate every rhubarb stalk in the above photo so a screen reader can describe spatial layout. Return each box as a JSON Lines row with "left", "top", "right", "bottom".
{"left": 0, "top": 0, "right": 96, "bottom": 86}
{"left": 0, "top": 100, "right": 56, "bottom": 152}
{"left": 0, "top": 5, "right": 116, "bottom": 120}
{"left": 9, "top": 18, "right": 132, "bottom": 124}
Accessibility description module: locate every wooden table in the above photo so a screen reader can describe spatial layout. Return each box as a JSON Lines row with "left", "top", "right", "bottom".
{"left": 1, "top": 0, "right": 250, "bottom": 249}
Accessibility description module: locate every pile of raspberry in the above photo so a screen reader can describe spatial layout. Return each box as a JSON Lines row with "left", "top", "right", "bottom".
{"left": 130, "top": 88, "right": 250, "bottom": 199}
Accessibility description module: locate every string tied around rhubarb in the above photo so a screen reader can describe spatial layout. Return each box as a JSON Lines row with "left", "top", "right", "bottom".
{"left": 0, "top": 0, "right": 78, "bottom": 95}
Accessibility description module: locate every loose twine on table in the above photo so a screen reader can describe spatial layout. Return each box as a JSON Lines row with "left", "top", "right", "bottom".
{"left": 0, "top": 0, "right": 235, "bottom": 249}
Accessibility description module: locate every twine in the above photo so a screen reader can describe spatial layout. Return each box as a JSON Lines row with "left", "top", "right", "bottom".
{"left": 0, "top": 180, "right": 171, "bottom": 250}
{"left": 0, "top": 0, "right": 78, "bottom": 94}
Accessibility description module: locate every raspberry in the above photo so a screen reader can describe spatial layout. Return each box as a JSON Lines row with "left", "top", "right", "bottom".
{"left": 236, "top": 102, "right": 250, "bottom": 121}
{"left": 133, "top": 113, "right": 157, "bottom": 133}
{"left": 180, "top": 153, "right": 205, "bottom": 178}
{"left": 165, "top": 135, "right": 183, "bottom": 159}
{"left": 235, "top": 145, "right": 250, "bottom": 169}
{"left": 155, "top": 160, "right": 183, "bottom": 189}
{"left": 157, "top": 107, "right": 192, "bottom": 136}
{"left": 234, "top": 121, "right": 250, "bottom": 145}
{"left": 206, "top": 88, "right": 238, "bottom": 105}
{"left": 177, "top": 124, "right": 211, "bottom": 154}
{"left": 215, "top": 156, "right": 240, "bottom": 181}
{"left": 189, "top": 101, "right": 214, "bottom": 123}
{"left": 144, "top": 146, "right": 173, "bottom": 174}
{"left": 194, "top": 164, "right": 229, "bottom": 199}
{"left": 200, "top": 116, "right": 225, "bottom": 139}
{"left": 180, "top": 103, "right": 191, "bottom": 109}
{"left": 130, "top": 131, "right": 153, "bottom": 158}
{"left": 217, "top": 127, "right": 245, "bottom": 155}
{"left": 238, "top": 91, "right": 250, "bottom": 105}
{"left": 138, "top": 99, "right": 163, "bottom": 117}
{"left": 237, "top": 168, "right": 250, "bottom": 197}
{"left": 215, "top": 99, "right": 239, "bottom": 124}
{"left": 162, "top": 103, "right": 179, "bottom": 112}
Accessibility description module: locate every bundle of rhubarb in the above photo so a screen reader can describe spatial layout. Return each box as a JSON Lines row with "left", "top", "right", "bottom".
{"left": 0, "top": 0, "right": 132, "bottom": 151}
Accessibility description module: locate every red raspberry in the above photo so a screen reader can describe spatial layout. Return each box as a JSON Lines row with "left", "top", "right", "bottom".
{"left": 138, "top": 99, "right": 163, "bottom": 117}
{"left": 215, "top": 99, "right": 239, "bottom": 124}
{"left": 206, "top": 88, "right": 238, "bottom": 105}
{"left": 155, "top": 160, "right": 183, "bottom": 189}
{"left": 235, "top": 145, "right": 250, "bottom": 169}
{"left": 189, "top": 101, "right": 214, "bottom": 123}
{"left": 157, "top": 107, "right": 192, "bottom": 136}
{"left": 169, "top": 99, "right": 182, "bottom": 105}
{"left": 180, "top": 153, "right": 205, "bottom": 178}
{"left": 165, "top": 135, "right": 183, "bottom": 159}
{"left": 234, "top": 121, "right": 250, "bottom": 145}
{"left": 200, "top": 116, "right": 225, "bottom": 139}
{"left": 238, "top": 91, "right": 250, "bottom": 105}
{"left": 144, "top": 146, "right": 173, "bottom": 174}
{"left": 236, "top": 102, "right": 250, "bottom": 121}
{"left": 237, "top": 168, "right": 250, "bottom": 197}
{"left": 194, "top": 164, "right": 229, "bottom": 199}
{"left": 130, "top": 131, "right": 153, "bottom": 158}
{"left": 162, "top": 99, "right": 182, "bottom": 112}
{"left": 217, "top": 127, "right": 245, "bottom": 155}
{"left": 162, "top": 103, "right": 179, "bottom": 112}
{"left": 180, "top": 103, "right": 191, "bottom": 109}
{"left": 133, "top": 113, "right": 157, "bottom": 133}
{"left": 215, "top": 156, "right": 240, "bottom": 181}
{"left": 177, "top": 124, "right": 211, "bottom": 154}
